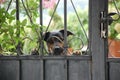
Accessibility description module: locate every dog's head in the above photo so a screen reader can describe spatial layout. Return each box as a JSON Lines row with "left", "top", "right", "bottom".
{"left": 43, "top": 29, "right": 73, "bottom": 55}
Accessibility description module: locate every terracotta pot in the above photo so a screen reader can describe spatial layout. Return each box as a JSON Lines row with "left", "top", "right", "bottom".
{"left": 108, "top": 39, "right": 120, "bottom": 58}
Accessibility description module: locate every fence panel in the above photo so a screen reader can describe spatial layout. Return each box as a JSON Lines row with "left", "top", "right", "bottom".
{"left": 109, "top": 62, "right": 120, "bottom": 80}
{"left": 108, "top": 59, "right": 120, "bottom": 80}
{"left": 0, "top": 60, "right": 19, "bottom": 80}
{"left": 0, "top": 56, "right": 91, "bottom": 80}
{"left": 69, "top": 60, "right": 91, "bottom": 80}
{"left": 21, "top": 60, "right": 43, "bottom": 80}
{"left": 45, "top": 59, "right": 67, "bottom": 80}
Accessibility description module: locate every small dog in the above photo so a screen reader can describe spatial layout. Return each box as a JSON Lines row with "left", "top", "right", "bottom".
{"left": 43, "top": 29, "right": 75, "bottom": 55}
{"left": 44, "top": 30, "right": 73, "bottom": 55}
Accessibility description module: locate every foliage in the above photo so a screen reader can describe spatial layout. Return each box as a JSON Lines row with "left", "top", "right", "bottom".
{"left": 47, "top": 7, "right": 88, "bottom": 50}
{"left": 0, "top": 8, "right": 17, "bottom": 55}
{"left": 0, "top": 6, "right": 43, "bottom": 55}
{"left": 0, "top": 0, "right": 88, "bottom": 55}
{"left": 67, "top": 8, "right": 88, "bottom": 49}
{"left": 108, "top": 0, "right": 120, "bottom": 40}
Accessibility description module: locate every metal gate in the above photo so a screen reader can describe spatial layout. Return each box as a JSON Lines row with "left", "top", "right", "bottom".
{"left": 0, "top": 0, "right": 120, "bottom": 80}
{"left": 0, "top": 56, "right": 91, "bottom": 80}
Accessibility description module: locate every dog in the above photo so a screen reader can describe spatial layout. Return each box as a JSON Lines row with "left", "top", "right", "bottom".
{"left": 43, "top": 29, "right": 81, "bottom": 55}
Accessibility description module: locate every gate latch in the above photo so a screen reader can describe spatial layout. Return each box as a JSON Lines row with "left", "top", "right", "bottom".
{"left": 100, "top": 11, "right": 119, "bottom": 38}
{"left": 100, "top": 11, "right": 107, "bottom": 38}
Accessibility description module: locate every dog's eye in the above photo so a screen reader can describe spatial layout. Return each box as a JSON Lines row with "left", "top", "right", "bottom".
{"left": 54, "top": 38, "right": 63, "bottom": 43}
{"left": 60, "top": 37, "right": 64, "bottom": 41}
{"left": 47, "top": 38, "right": 54, "bottom": 44}
{"left": 48, "top": 40, "right": 54, "bottom": 44}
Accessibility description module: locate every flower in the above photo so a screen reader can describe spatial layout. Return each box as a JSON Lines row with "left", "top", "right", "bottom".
{"left": 0, "top": 0, "right": 5, "bottom": 4}
{"left": 114, "top": 23, "right": 120, "bottom": 33}
{"left": 42, "top": 0, "right": 56, "bottom": 9}
{"left": 109, "top": 22, "right": 120, "bottom": 39}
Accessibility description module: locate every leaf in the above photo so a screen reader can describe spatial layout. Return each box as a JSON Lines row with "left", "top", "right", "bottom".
{"left": 9, "top": 16, "right": 15, "bottom": 23}
{"left": 10, "top": 9, "right": 16, "bottom": 15}
{"left": 9, "top": 26, "right": 14, "bottom": 36}
{"left": 8, "top": 45, "right": 15, "bottom": 50}
{"left": 26, "top": 25, "right": 32, "bottom": 28}
{"left": 6, "top": 12, "right": 11, "bottom": 19}
{"left": 15, "top": 20, "right": 20, "bottom": 26}
{"left": 3, "top": 33, "right": 9, "bottom": 41}
{"left": 21, "top": 19, "right": 27, "bottom": 26}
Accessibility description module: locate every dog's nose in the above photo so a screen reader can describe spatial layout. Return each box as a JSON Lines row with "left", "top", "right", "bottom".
{"left": 54, "top": 46, "right": 60, "bottom": 50}
{"left": 53, "top": 46, "right": 63, "bottom": 55}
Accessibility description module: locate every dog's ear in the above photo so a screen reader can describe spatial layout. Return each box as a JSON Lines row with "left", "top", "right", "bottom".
{"left": 59, "top": 29, "right": 74, "bottom": 36}
{"left": 43, "top": 32, "right": 50, "bottom": 41}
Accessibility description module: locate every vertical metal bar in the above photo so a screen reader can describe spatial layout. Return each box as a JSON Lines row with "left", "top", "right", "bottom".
{"left": 16, "top": 0, "right": 19, "bottom": 20}
{"left": 64, "top": 1, "right": 68, "bottom": 79}
{"left": 89, "top": 0, "right": 108, "bottom": 80}
{"left": 105, "top": 1, "right": 109, "bottom": 80}
{"left": 40, "top": 0, "right": 43, "bottom": 26}
{"left": 16, "top": 1, "right": 21, "bottom": 78}
{"left": 39, "top": 1, "right": 44, "bottom": 80}
{"left": 19, "top": 60, "right": 22, "bottom": 80}
{"left": 40, "top": 59, "right": 45, "bottom": 80}
{"left": 39, "top": 0, "right": 44, "bottom": 55}
{"left": 43, "top": 60, "right": 45, "bottom": 80}
{"left": 64, "top": 0, "right": 68, "bottom": 54}
{"left": 66, "top": 60, "right": 69, "bottom": 80}
{"left": 16, "top": 0, "right": 23, "bottom": 55}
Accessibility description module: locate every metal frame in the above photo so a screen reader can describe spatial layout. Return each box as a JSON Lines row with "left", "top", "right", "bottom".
{"left": 1, "top": 0, "right": 120, "bottom": 80}
{"left": 89, "top": 0, "right": 108, "bottom": 80}
{"left": 0, "top": 56, "right": 91, "bottom": 80}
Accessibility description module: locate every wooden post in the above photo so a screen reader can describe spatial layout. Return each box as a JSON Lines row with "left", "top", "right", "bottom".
{"left": 89, "top": 0, "right": 108, "bottom": 80}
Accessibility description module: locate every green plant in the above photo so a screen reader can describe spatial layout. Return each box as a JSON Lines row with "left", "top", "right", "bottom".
{"left": 1, "top": 9, "right": 15, "bottom": 54}
{"left": 0, "top": 7, "right": 43, "bottom": 55}
{"left": 0, "top": 0, "right": 89, "bottom": 55}
{"left": 108, "top": 22, "right": 120, "bottom": 39}
{"left": 67, "top": 8, "right": 88, "bottom": 50}
{"left": 108, "top": 0, "right": 120, "bottom": 40}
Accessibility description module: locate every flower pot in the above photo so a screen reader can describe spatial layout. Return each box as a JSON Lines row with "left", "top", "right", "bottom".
{"left": 108, "top": 39, "right": 120, "bottom": 58}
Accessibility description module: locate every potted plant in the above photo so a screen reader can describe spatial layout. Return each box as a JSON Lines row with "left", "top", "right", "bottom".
{"left": 108, "top": 0, "right": 120, "bottom": 58}
{"left": 108, "top": 22, "right": 120, "bottom": 57}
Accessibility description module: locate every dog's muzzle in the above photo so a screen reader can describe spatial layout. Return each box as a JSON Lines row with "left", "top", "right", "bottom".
{"left": 53, "top": 46, "right": 64, "bottom": 55}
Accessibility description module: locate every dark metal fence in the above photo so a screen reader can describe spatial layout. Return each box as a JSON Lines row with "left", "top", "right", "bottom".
{"left": 0, "top": 0, "right": 120, "bottom": 80}
{"left": 0, "top": 56, "right": 91, "bottom": 80}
